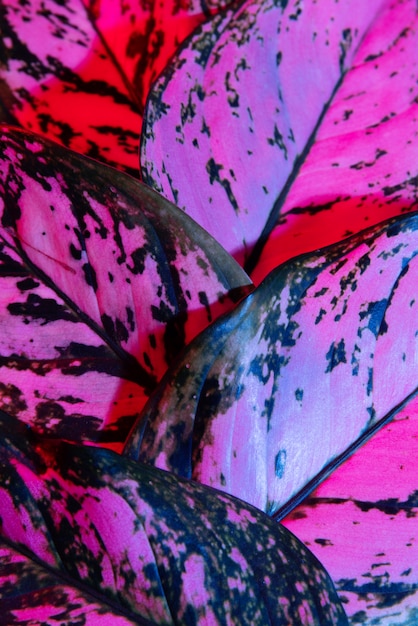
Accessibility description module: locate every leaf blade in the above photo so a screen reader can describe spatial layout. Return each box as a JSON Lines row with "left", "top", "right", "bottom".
{"left": 0, "top": 124, "right": 251, "bottom": 447}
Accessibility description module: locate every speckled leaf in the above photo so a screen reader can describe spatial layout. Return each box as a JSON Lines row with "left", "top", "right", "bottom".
{"left": 81, "top": 0, "right": 236, "bottom": 113}
{"left": 0, "top": 0, "right": 235, "bottom": 176}
{"left": 0, "top": 538, "right": 143, "bottom": 625}
{"left": 0, "top": 124, "right": 251, "bottom": 449}
{"left": 252, "top": 0, "right": 418, "bottom": 283}
{"left": 141, "top": 0, "right": 417, "bottom": 270}
{"left": 282, "top": 395, "right": 418, "bottom": 625}
{"left": 0, "top": 0, "right": 141, "bottom": 176}
{"left": 0, "top": 414, "right": 348, "bottom": 625}
{"left": 125, "top": 211, "right": 418, "bottom": 516}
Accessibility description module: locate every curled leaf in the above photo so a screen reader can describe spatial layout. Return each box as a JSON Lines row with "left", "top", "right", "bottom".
{"left": 0, "top": 414, "right": 348, "bottom": 625}
{"left": 125, "top": 212, "right": 418, "bottom": 516}
{"left": 0, "top": 125, "right": 251, "bottom": 448}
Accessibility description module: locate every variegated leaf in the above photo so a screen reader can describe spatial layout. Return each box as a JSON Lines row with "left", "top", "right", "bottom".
{"left": 282, "top": 396, "right": 418, "bottom": 625}
{"left": 0, "top": 124, "right": 251, "bottom": 449}
{"left": 0, "top": 538, "right": 143, "bottom": 625}
{"left": 140, "top": 0, "right": 418, "bottom": 271}
{"left": 0, "top": 414, "right": 348, "bottom": 625}
{"left": 0, "top": 0, "right": 233, "bottom": 175}
{"left": 252, "top": 0, "right": 418, "bottom": 283}
{"left": 81, "top": 0, "right": 236, "bottom": 112}
{"left": 125, "top": 212, "right": 418, "bottom": 517}
{"left": 0, "top": 0, "right": 141, "bottom": 176}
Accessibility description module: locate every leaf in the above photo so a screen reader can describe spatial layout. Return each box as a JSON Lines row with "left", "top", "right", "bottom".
{"left": 0, "top": 124, "right": 251, "bottom": 448}
{"left": 251, "top": 0, "right": 418, "bottom": 282}
{"left": 81, "top": 0, "right": 237, "bottom": 112}
{"left": 282, "top": 397, "right": 418, "bottom": 625}
{"left": 0, "top": 0, "right": 233, "bottom": 175}
{"left": 140, "top": 0, "right": 418, "bottom": 271}
{"left": 0, "top": 413, "right": 348, "bottom": 625}
{"left": 0, "top": 538, "right": 143, "bottom": 626}
{"left": 124, "top": 211, "right": 418, "bottom": 516}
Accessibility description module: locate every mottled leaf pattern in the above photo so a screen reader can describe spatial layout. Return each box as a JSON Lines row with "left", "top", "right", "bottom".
{"left": 81, "top": 0, "right": 236, "bottom": 112}
{"left": 125, "top": 212, "right": 418, "bottom": 517}
{"left": 0, "top": 0, "right": 233, "bottom": 175}
{"left": 252, "top": 0, "right": 418, "bottom": 282}
{"left": 282, "top": 397, "right": 418, "bottom": 625}
{"left": 0, "top": 125, "right": 251, "bottom": 448}
{"left": 140, "top": 0, "right": 397, "bottom": 265}
{"left": 0, "top": 0, "right": 141, "bottom": 175}
{"left": 0, "top": 538, "right": 142, "bottom": 625}
{"left": 0, "top": 415, "right": 348, "bottom": 625}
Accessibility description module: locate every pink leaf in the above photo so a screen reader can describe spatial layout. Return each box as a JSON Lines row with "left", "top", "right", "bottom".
{"left": 0, "top": 0, "right": 233, "bottom": 175}
{"left": 0, "top": 415, "right": 348, "bottom": 625}
{"left": 140, "top": 0, "right": 418, "bottom": 274}
{"left": 0, "top": 125, "right": 251, "bottom": 448}
{"left": 282, "top": 397, "right": 418, "bottom": 623}
{"left": 125, "top": 212, "right": 418, "bottom": 516}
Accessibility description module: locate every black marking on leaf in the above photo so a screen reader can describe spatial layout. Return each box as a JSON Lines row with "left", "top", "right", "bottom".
{"left": 295, "top": 388, "right": 303, "bottom": 402}
{"left": 8, "top": 293, "right": 79, "bottom": 325}
{"left": 267, "top": 124, "right": 288, "bottom": 159}
{"left": 205, "top": 158, "right": 240, "bottom": 213}
{"left": 325, "top": 339, "right": 347, "bottom": 372}
{"left": 129, "top": 247, "right": 147, "bottom": 275}
{"left": 359, "top": 300, "right": 388, "bottom": 338}
{"left": 82, "top": 262, "right": 98, "bottom": 291}
{"left": 0, "top": 382, "right": 28, "bottom": 415}
{"left": 339, "top": 28, "right": 353, "bottom": 72}
{"left": 69, "top": 243, "right": 82, "bottom": 260}
{"left": 55, "top": 342, "right": 137, "bottom": 381}
{"left": 198, "top": 291, "right": 212, "bottom": 323}
{"left": 16, "top": 277, "right": 40, "bottom": 291}
{"left": 349, "top": 148, "right": 388, "bottom": 170}
{"left": 314, "top": 538, "right": 334, "bottom": 547}
{"left": 34, "top": 401, "right": 102, "bottom": 439}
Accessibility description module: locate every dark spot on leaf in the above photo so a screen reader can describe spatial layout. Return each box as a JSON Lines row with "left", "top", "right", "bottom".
{"left": 275, "top": 449, "right": 287, "bottom": 478}
{"left": 325, "top": 339, "right": 347, "bottom": 372}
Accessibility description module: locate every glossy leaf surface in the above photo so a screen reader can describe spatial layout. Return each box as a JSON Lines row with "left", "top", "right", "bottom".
{"left": 140, "top": 0, "right": 384, "bottom": 263}
{"left": 125, "top": 212, "right": 418, "bottom": 516}
{"left": 0, "top": 415, "right": 348, "bottom": 625}
{"left": 0, "top": 125, "right": 251, "bottom": 448}
{"left": 282, "top": 397, "right": 418, "bottom": 625}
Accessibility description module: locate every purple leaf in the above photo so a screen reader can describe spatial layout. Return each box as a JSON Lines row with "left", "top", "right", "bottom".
{"left": 0, "top": 125, "right": 251, "bottom": 448}
{"left": 0, "top": 415, "right": 348, "bottom": 625}
{"left": 140, "top": 0, "right": 418, "bottom": 272}
{"left": 125, "top": 212, "right": 418, "bottom": 516}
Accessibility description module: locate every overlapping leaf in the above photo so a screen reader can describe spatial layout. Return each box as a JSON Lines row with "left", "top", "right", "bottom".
{"left": 0, "top": 414, "right": 348, "bottom": 625}
{"left": 125, "top": 211, "right": 418, "bottom": 516}
{"left": 0, "top": 0, "right": 234, "bottom": 175}
{"left": 140, "top": 0, "right": 385, "bottom": 264}
{"left": 0, "top": 124, "right": 251, "bottom": 448}
{"left": 81, "top": 0, "right": 236, "bottom": 112}
{"left": 252, "top": 0, "right": 418, "bottom": 282}
{"left": 282, "top": 398, "right": 418, "bottom": 625}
